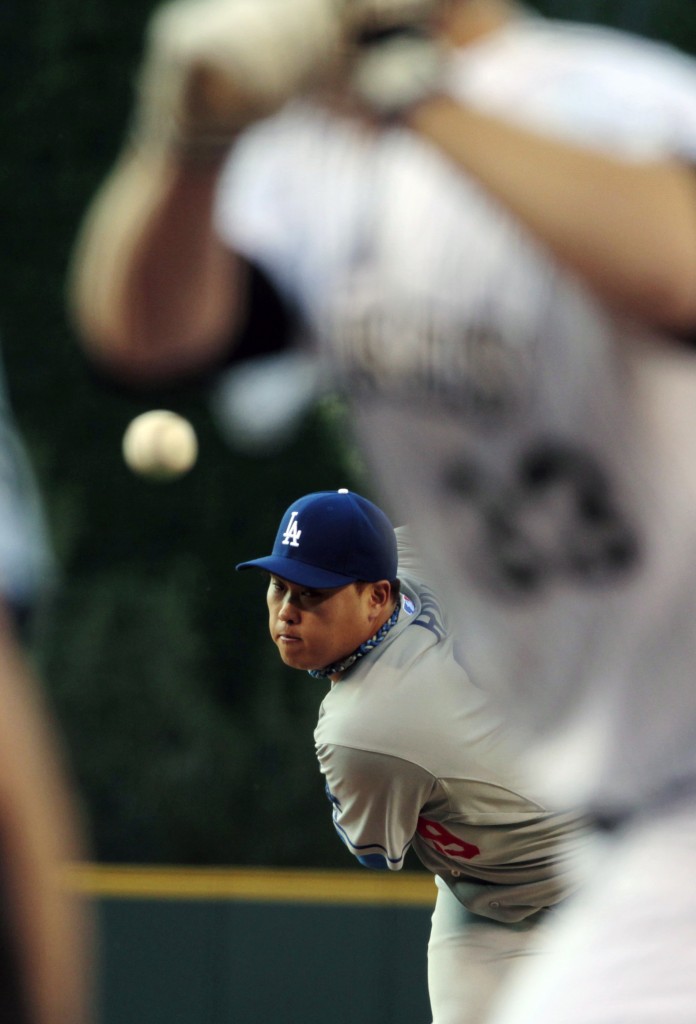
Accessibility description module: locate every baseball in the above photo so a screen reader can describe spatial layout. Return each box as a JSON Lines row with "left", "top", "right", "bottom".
{"left": 122, "top": 410, "right": 198, "bottom": 480}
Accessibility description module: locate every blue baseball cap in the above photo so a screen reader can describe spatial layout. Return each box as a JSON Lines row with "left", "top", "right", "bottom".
{"left": 236, "top": 489, "right": 398, "bottom": 588}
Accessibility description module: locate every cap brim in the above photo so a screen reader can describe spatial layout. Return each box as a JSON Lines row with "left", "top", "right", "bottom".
{"left": 235, "top": 556, "right": 358, "bottom": 589}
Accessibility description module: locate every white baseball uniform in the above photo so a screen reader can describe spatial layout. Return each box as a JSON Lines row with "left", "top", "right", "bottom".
{"left": 216, "top": 17, "right": 696, "bottom": 817}
{"left": 314, "top": 527, "right": 590, "bottom": 1023}
{"left": 214, "top": 12, "right": 696, "bottom": 1021}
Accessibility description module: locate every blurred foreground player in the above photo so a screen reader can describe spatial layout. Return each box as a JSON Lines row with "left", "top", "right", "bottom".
{"left": 0, "top": 342, "right": 92, "bottom": 1024}
{"left": 69, "top": 0, "right": 696, "bottom": 1019}
{"left": 237, "top": 489, "right": 591, "bottom": 1024}
{"left": 0, "top": 608, "right": 92, "bottom": 1024}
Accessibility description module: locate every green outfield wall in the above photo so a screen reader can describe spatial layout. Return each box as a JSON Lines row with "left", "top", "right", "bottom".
{"left": 70, "top": 865, "right": 435, "bottom": 1024}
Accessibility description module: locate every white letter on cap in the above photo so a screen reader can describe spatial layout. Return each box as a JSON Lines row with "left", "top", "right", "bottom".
{"left": 282, "top": 511, "right": 302, "bottom": 548}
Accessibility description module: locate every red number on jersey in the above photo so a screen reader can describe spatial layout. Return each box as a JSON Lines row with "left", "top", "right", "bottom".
{"left": 416, "top": 817, "right": 480, "bottom": 859}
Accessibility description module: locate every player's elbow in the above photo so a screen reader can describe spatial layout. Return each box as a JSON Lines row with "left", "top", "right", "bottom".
{"left": 76, "top": 320, "right": 231, "bottom": 386}
{"left": 68, "top": 231, "right": 242, "bottom": 384}
{"left": 69, "top": 285, "right": 238, "bottom": 385}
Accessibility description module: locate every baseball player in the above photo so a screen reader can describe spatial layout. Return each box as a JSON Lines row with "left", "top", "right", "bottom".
{"left": 236, "top": 488, "right": 592, "bottom": 1024}
{"left": 68, "top": 0, "right": 696, "bottom": 1019}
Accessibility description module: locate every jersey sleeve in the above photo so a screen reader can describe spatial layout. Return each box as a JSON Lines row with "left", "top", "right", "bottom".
{"left": 395, "top": 525, "right": 451, "bottom": 639}
{"left": 394, "top": 525, "right": 424, "bottom": 580}
{"left": 395, "top": 525, "right": 444, "bottom": 599}
{"left": 213, "top": 105, "right": 319, "bottom": 313}
{"left": 316, "top": 743, "right": 436, "bottom": 870}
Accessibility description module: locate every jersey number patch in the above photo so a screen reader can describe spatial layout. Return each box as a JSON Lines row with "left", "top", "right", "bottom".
{"left": 444, "top": 439, "right": 640, "bottom": 598}
{"left": 417, "top": 818, "right": 481, "bottom": 860}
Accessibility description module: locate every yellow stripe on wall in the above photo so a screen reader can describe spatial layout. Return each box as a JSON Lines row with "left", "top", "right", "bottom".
{"left": 64, "top": 864, "right": 437, "bottom": 908}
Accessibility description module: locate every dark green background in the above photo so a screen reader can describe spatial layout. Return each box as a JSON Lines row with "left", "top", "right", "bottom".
{"left": 1, "top": 0, "right": 694, "bottom": 867}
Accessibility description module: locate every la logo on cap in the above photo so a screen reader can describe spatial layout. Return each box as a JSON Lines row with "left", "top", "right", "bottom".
{"left": 282, "top": 511, "right": 302, "bottom": 548}
{"left": 281, "top": 489, "right": 348, "bottom": 550}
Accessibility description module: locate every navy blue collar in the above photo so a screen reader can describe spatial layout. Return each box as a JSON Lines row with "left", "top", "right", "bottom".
{"left": 308, "top": 602, "right": 401, "bottom": 679}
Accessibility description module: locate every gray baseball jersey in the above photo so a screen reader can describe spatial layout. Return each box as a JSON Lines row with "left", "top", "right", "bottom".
{"left": 216, "top": 17, "right": 696, "bottom": 817}
{"left": 314, "top": 528, "right": 590, "bottom": 923}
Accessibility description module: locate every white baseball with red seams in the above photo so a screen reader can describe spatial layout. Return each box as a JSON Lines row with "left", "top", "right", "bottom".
{"left": 122, "top": 409, "right": 198, "bottom": 480}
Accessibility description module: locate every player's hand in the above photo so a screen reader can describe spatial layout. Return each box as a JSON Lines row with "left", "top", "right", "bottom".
{"left": 132, "top": 0, "right": 345, "bottom": 160}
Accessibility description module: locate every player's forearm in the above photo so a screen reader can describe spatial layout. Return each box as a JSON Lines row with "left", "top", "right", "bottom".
{"left": 68, "top": 0, "right": 347, "bottom": 384}
{"left": 69, "top": 149, "right": 244, "bottom": 383}
{"left": 405, "top": 95, "right": 696, "bottom": 330}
